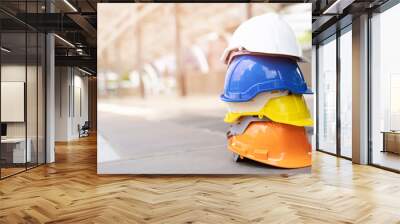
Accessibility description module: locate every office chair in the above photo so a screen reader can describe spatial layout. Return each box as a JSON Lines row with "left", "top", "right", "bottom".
{"left": 79, "top": 121, "right": 90, "bottom": 138}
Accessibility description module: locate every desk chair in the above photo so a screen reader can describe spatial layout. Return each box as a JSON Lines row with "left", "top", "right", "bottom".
{"left": 79, "top": 121, "right": 90, "bottom": 138}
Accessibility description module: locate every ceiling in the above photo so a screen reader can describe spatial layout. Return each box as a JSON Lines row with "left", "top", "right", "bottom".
{"left": 0, "top": 0, "right": 396, "bottom": 74}
{"left": 0, "top": 0, "right": 99, "bottom": 74}
{"left": 311, "top": 0, "right": 391, "bottom": 44}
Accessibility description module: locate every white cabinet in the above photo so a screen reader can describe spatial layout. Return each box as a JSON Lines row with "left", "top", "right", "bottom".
{"left": 1, "top": 138, "right": 32, "bottom": 163}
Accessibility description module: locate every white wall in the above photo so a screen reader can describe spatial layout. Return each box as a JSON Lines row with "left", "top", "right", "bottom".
{"left": 1, "top": 64, "right": 46, "bottom": 164}
{"left": 1, "top": 66, "right": 26, "bottom": 137}
{"left": 71, "top": 74, "right": 89, "bottom": 138}
{"left": 1, "top": 65, "right": 35, "bottom": 138}
{"left": 55, "top": 67, "right": 70, "bottom": 141}
{"left": 55, "top": 67, "right": 89, "bottom": 141}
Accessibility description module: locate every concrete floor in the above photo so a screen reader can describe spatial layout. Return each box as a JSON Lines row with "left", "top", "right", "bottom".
{"left": 97, "top": 96, "right": 310, "bottom": 175}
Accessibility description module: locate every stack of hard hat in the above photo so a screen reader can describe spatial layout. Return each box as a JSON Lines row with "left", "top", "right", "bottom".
{"left": 220, "top": 13, "right": 313, "bottom": 168}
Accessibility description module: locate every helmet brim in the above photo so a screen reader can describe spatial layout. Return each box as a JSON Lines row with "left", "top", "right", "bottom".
{"left": 221, "top": 46, "right": 308, "bottom": 65}
{"left": 228, "top": 136, "right": 312, "bottom": 169}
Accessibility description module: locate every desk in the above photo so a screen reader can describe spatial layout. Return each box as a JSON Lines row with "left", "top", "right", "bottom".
{"left": 381, "top": 131, "right": 400, "bottom": 154}
{"left": 1, "top": 138, "right": 31, "bottom": 163}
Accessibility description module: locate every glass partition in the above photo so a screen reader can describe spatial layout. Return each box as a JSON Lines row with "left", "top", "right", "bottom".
{"left": 339, "top": 29, "right": 352, "bottom": 158}
{"left": 27, "top": 30, "right": 38, "bottom": 169}
{"left": 38, "top": 32, "right": 45, "bottom": 165}
{"left": 0, "top": 2, "right": 46, "bottom": 179}
{"left": 1, "top": 31, "right": 28, "bottom": 177}
{"left": 317, "top": 37, "right": 337, "bottom": 154}
{"left": 26, "top": 0, "right": 40, "bottom": 169}
{"left": 371, "top": 3, "right": 400, "bottom": 171}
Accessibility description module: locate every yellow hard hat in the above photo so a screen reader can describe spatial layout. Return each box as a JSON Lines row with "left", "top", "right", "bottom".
{"left": 224, "top": 94, "right": 313, "bottom": 127}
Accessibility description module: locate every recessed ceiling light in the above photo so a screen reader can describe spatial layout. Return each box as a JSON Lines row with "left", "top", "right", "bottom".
{"left": 323, "top": 0, "right": 355, "bottom": 15}
{"left": 78, "top": 67, "right": 92, "bottom": 76}
{"left": 63, "top": 0, "right": 78, "bottom": 12}
{"left": 54, "top": 34, "right": 75, "bottom": 48}
{"left": 1, "top": 47, "right": 11, "bottom": 53}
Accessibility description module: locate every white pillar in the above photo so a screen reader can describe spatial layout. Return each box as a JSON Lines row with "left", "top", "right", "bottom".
{"left": 352, "top": 14, "right": 369, "bottom": 164}
{"left": 54, "top": 67, "right": 73, "bottom": 141}
{"left": 46, "top": 33, "right": 55, "bottom": 163}
{"left": 45, "top": 0, "right": 56, "bottom": 163}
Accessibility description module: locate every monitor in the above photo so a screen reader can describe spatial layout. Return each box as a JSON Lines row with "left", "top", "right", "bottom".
{"left": 1, "top": 123, "right": 7, "bottom": 137}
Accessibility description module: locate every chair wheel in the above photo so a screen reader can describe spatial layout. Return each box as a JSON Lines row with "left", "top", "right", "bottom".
{"left": 232, "top": 152, "right": 242, "bottom": 162}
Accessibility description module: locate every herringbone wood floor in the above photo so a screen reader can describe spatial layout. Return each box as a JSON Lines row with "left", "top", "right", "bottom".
{"left": 1, "top": 135, "right": 400, "bottom": 224}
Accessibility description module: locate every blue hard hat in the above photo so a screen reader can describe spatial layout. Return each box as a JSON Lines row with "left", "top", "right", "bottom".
{"left": 221, "top": 55, "right": 312, "bottom": 102}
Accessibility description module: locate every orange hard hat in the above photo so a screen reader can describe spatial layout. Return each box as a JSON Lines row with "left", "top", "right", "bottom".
{"left": 228, "top": 121, "right": 311, "bottom": 168}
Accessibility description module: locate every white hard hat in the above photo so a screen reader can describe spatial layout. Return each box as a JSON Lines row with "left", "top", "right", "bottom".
{"left": 221, "top": 13, "right": 305, "bottom": 64}
{"left": 227, "top": 116, "right": 270, "bottom": 137}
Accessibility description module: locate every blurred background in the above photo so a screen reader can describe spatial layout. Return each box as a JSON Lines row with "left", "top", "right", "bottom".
{"left": 97, "top": 3, "right": 311, "bottom": 99}
{"left": 97, "top": 3, "right": 312, "bottom": 174}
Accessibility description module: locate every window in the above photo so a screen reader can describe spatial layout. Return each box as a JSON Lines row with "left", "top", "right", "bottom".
{"left": 371, "top": 3, "right": 400, "bottom": 171}
{"left": 339, "top": 29, "right": 352, "bottom": 158}
{"left": 317, "top": 37, "right": 337, "bottom": 154}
